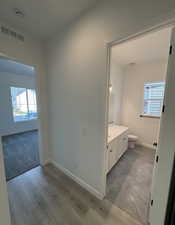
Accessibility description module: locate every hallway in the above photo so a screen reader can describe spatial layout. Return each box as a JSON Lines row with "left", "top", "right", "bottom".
{"left": 7, "top": 164, "right": 143, "bottom": 225}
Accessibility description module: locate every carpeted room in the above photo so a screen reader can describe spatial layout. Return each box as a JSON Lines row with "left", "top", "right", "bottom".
{"left": 0, "top": 58, "right": 40, "bottom": 180}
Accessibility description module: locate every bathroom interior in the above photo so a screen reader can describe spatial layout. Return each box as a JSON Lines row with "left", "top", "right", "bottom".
{"left": 105, "top": 27, "right": 171, "bottom": 225}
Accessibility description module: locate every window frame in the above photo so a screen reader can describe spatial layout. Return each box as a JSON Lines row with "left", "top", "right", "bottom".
{"left": 10, "top": 86, "right": 38, "bottom": 123}
{"left": 141, "top": 81, "right": 165, "bottom": 119}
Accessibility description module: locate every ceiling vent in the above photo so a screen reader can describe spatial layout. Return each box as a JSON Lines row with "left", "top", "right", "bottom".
{"left": 0, "top": 25, "right": 24, "bottom": 42}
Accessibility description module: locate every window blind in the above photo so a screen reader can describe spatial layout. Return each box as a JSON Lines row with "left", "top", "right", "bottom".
{"left": 143, "top": 82, "right": 165, "bottom": 116}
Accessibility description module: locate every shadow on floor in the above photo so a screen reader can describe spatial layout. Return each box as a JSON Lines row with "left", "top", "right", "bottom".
{"left": 2, "top": 130, "right": 40, "bottom": 180}
{"left": 106, "top": 146, "right": 155, "bottom": 225}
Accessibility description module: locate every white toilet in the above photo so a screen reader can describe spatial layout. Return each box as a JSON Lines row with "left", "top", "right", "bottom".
{"left": 128, "top": 135, "right": 138, "bottom": 149}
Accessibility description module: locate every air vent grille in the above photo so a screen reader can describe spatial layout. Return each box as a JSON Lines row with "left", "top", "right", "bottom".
{"left": 1, "top": 26, "right": 24, "bottom": 42}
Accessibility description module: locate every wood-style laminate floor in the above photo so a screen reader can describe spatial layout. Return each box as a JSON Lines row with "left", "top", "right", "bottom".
{"left": 7, "top": 164, "right": 143, "bottom": 225}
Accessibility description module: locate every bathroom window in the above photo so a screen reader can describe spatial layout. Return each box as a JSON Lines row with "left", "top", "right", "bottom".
{"left": 11, "top": 87, "right": 38, "bottom": 122}
{"left": 142, "top": 82, "right": 165, "bottom": 117}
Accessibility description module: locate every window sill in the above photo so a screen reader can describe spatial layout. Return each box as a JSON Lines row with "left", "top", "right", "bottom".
{"left": 14, "top": 118, "right": 38, "bottom": 123}
{"left": 140, "top": 114, "right": 160, "bottom": 119}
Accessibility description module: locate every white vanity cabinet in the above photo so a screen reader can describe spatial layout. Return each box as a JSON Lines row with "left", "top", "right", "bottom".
{"left": 107, "top": 125, "right": 128, "bottom": 173}
{"left": 108, "top": 140, "right": 117, "bottom": 172}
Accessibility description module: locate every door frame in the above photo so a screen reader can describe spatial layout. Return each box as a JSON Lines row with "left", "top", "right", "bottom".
{"left": 0, "top": 53, "right": 45, "bottom": 168}
{"left": 103, "top": 19, "right": 175, "bottom": 222}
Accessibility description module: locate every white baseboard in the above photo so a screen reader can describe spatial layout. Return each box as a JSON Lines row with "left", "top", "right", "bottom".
{"left": 139, "top": 142, "right": 156, "bottom": 150}
{"left": 51, "top": 160, "right": 104, "bottom": 200}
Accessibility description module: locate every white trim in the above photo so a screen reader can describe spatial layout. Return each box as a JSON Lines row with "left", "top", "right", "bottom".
{"left": 0, "top": 54, "right": 48, "bottom": 165}
{"left": 103, "top": 40, "right": 111, "bottom": 197}
{"left": 108, "top": 16, "right": 175, "bottom": 47}
{"left": 52, "top": 161, "right": 105, "bottom": 200}
{"left": 104, "top": 21, "right": 174, "bottom": 198}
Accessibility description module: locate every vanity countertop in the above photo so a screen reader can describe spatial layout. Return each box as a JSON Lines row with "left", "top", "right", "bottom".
{"left": 108, "top": 124, "right": 128, "bottom": 143}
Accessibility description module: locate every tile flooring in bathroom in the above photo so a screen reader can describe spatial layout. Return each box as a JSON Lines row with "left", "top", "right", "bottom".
{"left": 106, "top": 145, "right": 155, "bottom": 225}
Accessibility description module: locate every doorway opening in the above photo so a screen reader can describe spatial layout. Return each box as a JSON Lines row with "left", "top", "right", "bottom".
{"left": 0, "top": 57, "right": 40, "bottom": 180}
{"left": 105, "top": 26, "right": 172, "bottom": 224}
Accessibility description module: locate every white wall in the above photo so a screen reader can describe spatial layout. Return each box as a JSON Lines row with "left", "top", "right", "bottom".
{"left": 121, "top": 61, "right": 168, "bottom": 147}
{"left": 0, "top": 21, "right": 49, "bottom": 225}
{"left": 46, "top": 0, "right": 175, "bottom": 220}
{"left": 109, "top": 61, "right": 124, "bottom": 124}
{"left": 0, "top": 72, "right": 38, "bottom": 136}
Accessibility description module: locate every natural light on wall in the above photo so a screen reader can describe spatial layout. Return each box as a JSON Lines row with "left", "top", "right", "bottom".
{"left": 10, "top": 87, "right": 38, "bottom": 122}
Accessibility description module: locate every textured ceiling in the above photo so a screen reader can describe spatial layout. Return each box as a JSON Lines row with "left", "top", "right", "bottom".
{"left": 0, "top": 0, "right": 98, "bottom": 40}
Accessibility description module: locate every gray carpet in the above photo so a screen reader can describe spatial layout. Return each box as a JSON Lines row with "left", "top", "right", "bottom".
{"left": 106, "top": 146, "right": 155, "bottom": 225}
{"left": 2, "top": 130, "right": 40, "bottom": 181}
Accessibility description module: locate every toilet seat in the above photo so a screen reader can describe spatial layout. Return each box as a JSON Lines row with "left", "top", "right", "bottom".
{"left": 128, "top": 134, "right": 138, "bottom": 141}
